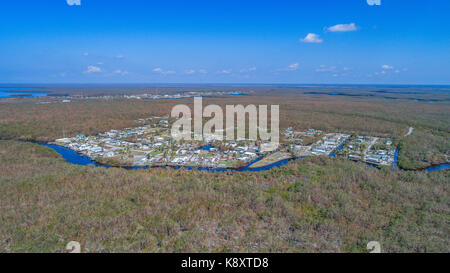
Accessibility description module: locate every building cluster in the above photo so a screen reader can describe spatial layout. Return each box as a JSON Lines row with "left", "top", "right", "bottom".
{"left": 284, "top": 128, "right": 349, "bottom": 156}
{"left": 55, "top": 116, "right": 260, "bottom": 168}
{"left": 310, "top": 133, "right": 351, "bottom": 156}
{"left": 343, "top": 136, "right": 396, "bottom": 166}
{"left": 283, "top": 128, "right": 396, "bottom": 166}
{"left": 64, "top": 91, "right": 248, "bottom": 101}
{"left": 54, "top": 120, "right": 398, "bottom": 169}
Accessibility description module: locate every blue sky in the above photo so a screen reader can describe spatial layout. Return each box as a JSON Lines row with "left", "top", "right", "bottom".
{"left": 0, "top": 0, "right": 449, "bottom": 84}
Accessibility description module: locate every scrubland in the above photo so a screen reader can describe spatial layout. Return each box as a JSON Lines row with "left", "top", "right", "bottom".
{"left": 0, "top": 140, "right": 448, "bottom": 252}
{"left": 0, "top": 86, "right": 448, "bottom": 252}
{"left": 0, "top": 88, "right": 448, "bottom": 169}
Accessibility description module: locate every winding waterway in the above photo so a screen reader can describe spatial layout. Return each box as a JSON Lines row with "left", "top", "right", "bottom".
{"left": 40, "top": 143, "right": 290, "bottom": 172}
{"left": 39, "top": 143, "right": 448, "bottom": 173}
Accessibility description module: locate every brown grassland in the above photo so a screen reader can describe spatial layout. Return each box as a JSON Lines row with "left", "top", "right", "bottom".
{"left": 0, "top": 140, "right": 448, "bottom": 252}
{"left": 0, "top": 89, "right": 448, "bottom": 169}
{"left": 0, "top": 86, "right": 449, "bottom": 252}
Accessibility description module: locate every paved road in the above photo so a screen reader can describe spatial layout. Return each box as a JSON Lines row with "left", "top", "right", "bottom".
{"left": 363, "top": 137, "right": 378, "bottom": 157}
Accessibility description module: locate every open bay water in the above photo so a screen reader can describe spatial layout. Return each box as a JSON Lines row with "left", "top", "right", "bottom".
{"left": 0, "top": 87, "right": 48, "bottom": 98}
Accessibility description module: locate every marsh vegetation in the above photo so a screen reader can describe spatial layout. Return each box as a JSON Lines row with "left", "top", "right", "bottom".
{"left": 0, "top": 85, "right": 448, "bottom": 252}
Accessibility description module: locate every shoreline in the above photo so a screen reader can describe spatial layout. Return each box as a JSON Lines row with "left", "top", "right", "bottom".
{"left": 399, "top": 162, "right": 450, "bottom": 172}
{"left": 43, "top": 141, "right": 268, "bottom": 171}
{"left": 9, "top": 139, "right": 450, "bottom": 173}
{"left": 247, "top": 152, "right": 294, "bottom": 169}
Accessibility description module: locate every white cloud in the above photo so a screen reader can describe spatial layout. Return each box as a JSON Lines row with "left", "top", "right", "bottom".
{"left": 367, "top": 0, "right": 381, "bottom": 6}
{"left": 300, "top": 33, "right": 323, "bottom": 43}
{"left": 198, "top": 69, "right": 207, "bottom": 74}
{"left": 278, "top": 63, "right": 299, "bottom": 72}
{"left": 240, "top": 67, "right": 256, "bottom": 73}
{"left": 84, "top": 65, "right": 101, "bottom": 74}
{"left": 287, "top": 63, "right": 299, "bottom": 71}
{"left": 327, "top": 23, "right": 358, "bottom": 32}
{"left": 152, "top": 67, "right": 176, "bottom": 75}
{"left": 113, "top": 69, "right": 129, "bottom": 76}
{"left": 67, "top": 0, "right": 81, "bottom": 6}
{"left": 381, "top": 64, "right": 394, "bottom": 70}
{"left": 218, "top": 69, "right": 232, "bottom": 74}
{"left": 82, "top": 52, "right": 89, "bottom": 56}
{"left": 115, "top": 55, "right": 124, "bottom": 59}
{"left": 316, "top": 65, "right": 336, "bottom": 72}
{"left": 184, "top": 69, "right": 195, "bottom": 75}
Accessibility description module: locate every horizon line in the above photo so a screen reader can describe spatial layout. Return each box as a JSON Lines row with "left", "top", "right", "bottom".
{"left": 1, "top": 82, "right": 450, "bottom": 87}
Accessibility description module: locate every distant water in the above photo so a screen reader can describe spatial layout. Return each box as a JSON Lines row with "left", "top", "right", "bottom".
{"left": 0, "top": 87, "right": 48, "bottom": 98}
{"left": 304, "top": 91, "right": 448, "bottom": 103}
